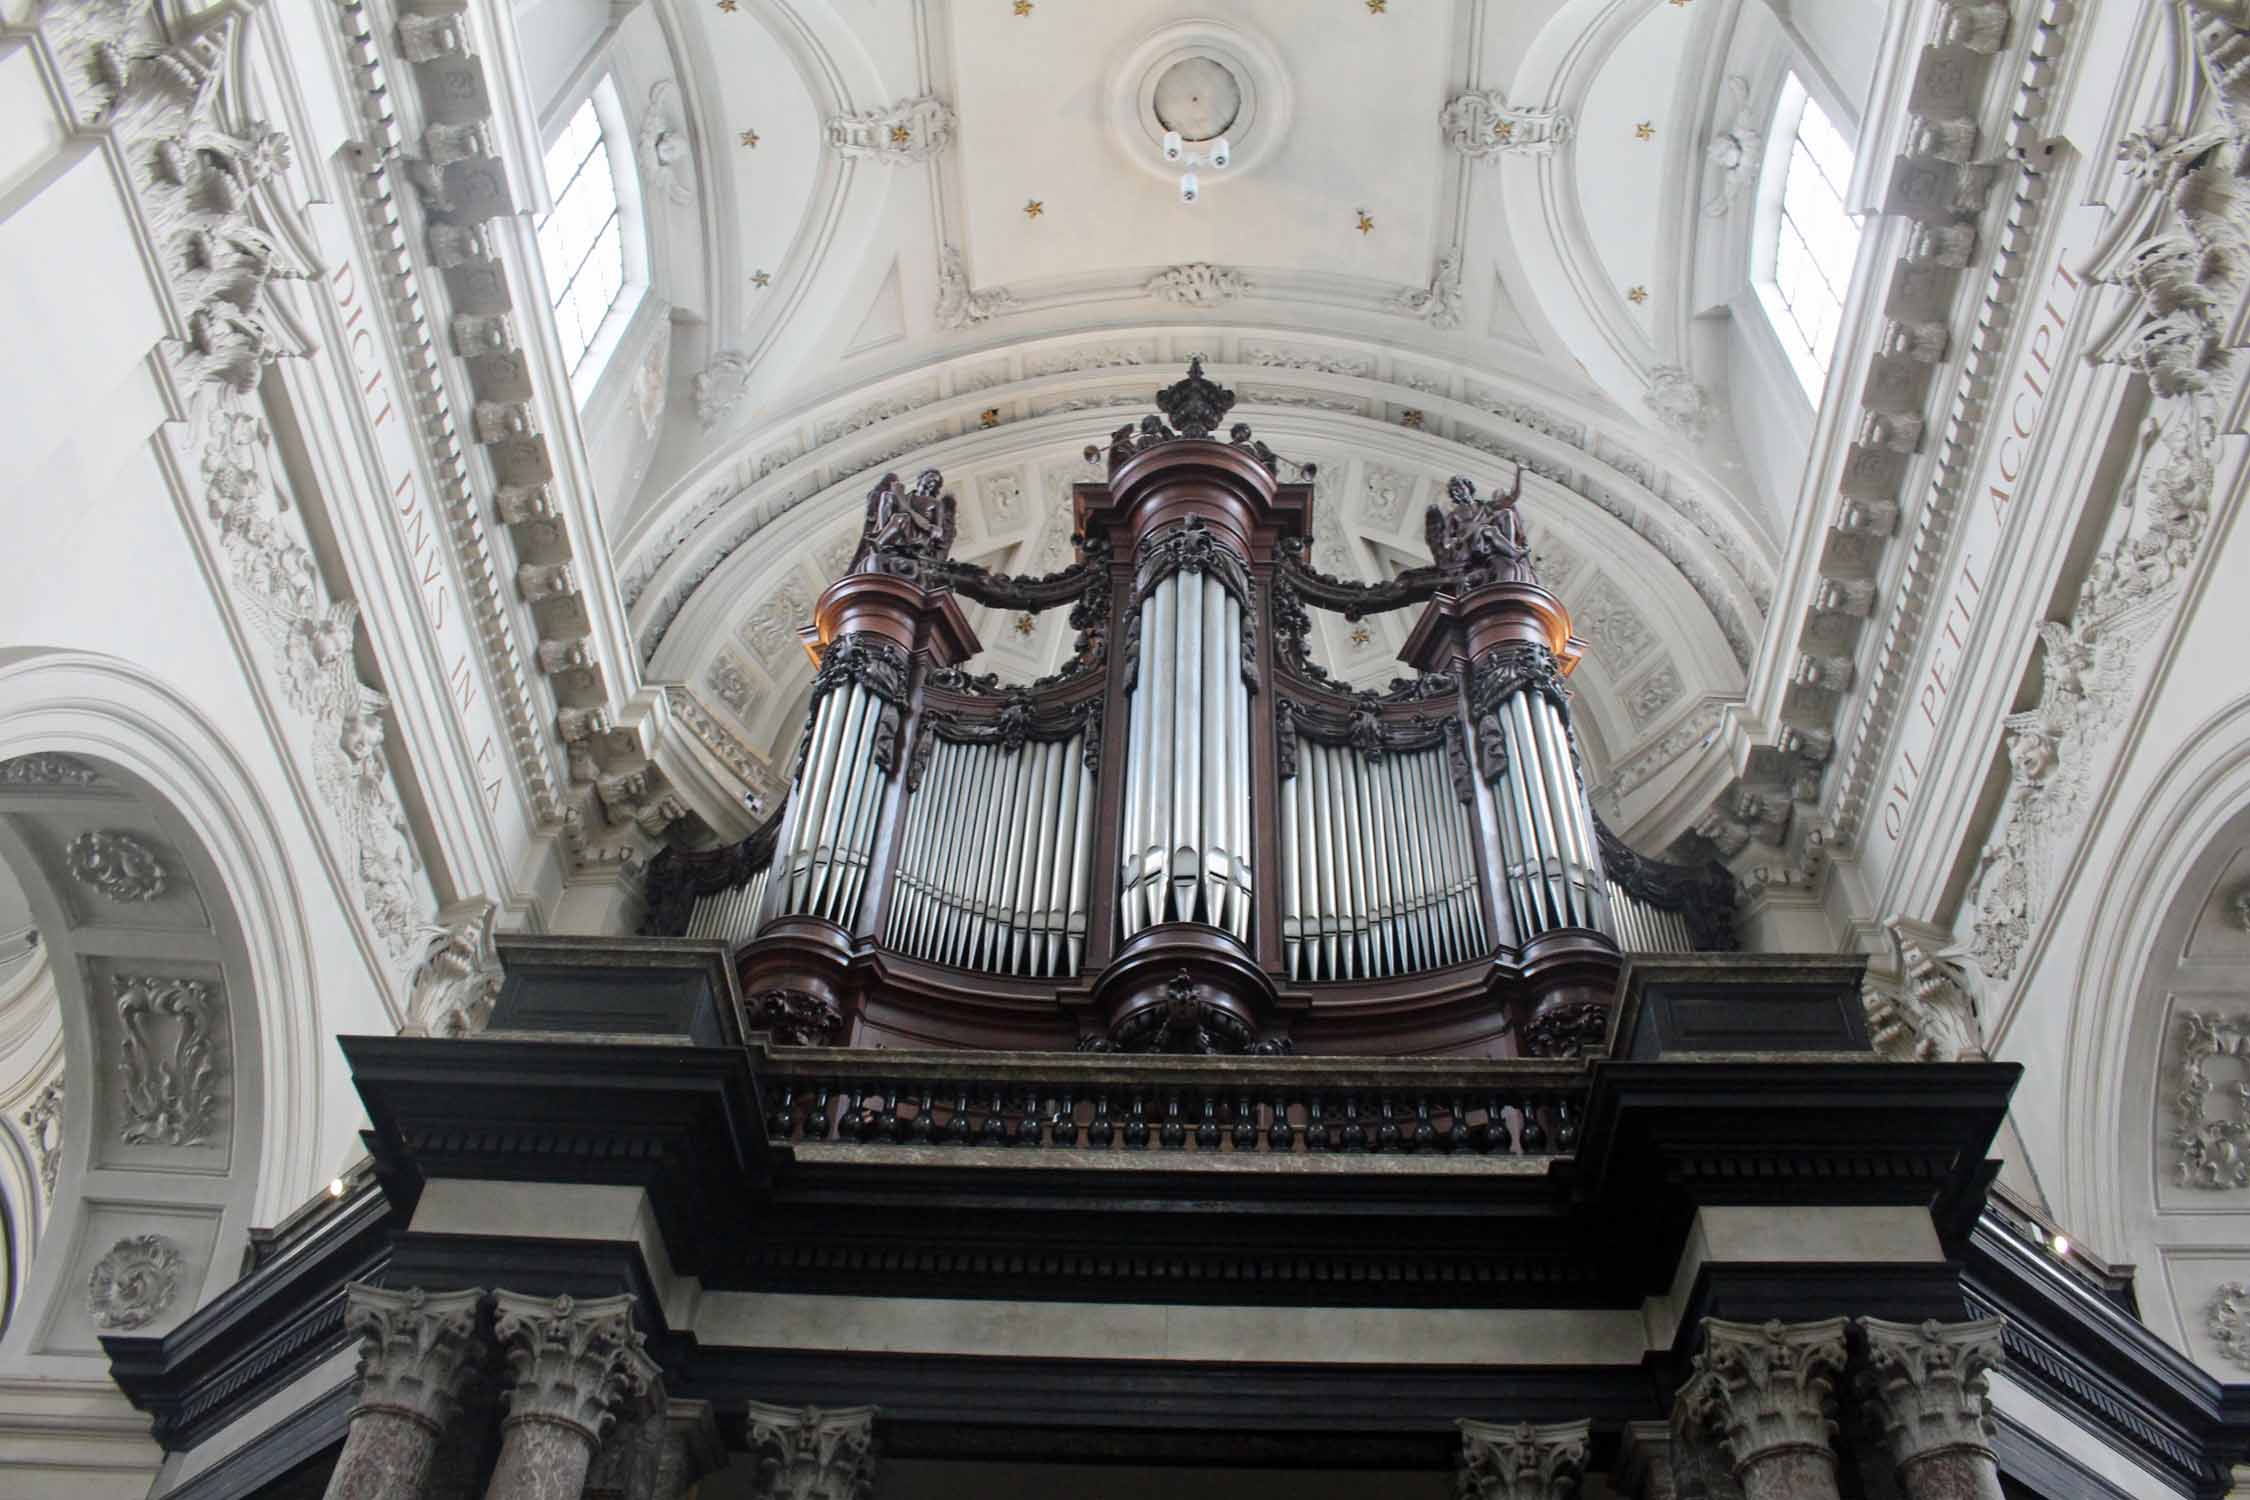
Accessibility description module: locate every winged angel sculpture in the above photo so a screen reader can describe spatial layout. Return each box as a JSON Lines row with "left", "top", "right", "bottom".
{"left": 851, "top": 469, "right": 958, "bottom": 581}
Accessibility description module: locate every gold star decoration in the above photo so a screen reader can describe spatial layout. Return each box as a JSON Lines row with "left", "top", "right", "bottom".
{"left": 1349, "top": 624, "right": 1372, "bottom": 647}
{"left": 1492, "top": 120, "right": 1515, "bottom": 142}
{"left": 738, "top": 128, "right": 759, "bottom": 148}
{"left": 890, "top": 124, "right": 912, "bottom": 146}
{"left": 1634, "top": 120, "right": 1655, "bottom": 141}
{"left": 1013, "top": 0, "right": 1033, "bottom": 14}
{"left": 1366, "top": 0, "right": 1387, "bottom": 12}
{"left": 751, "top": 269, "right": 772, "bottom": 288}
{"left": 979, "top": 407, "right": 1001, "bottom": 429}
{"left": 1355, "top": 209, "right": 1374, "bottom": 234}
{"left": 1400, "top": 409, "right": 1425, "bottom": 430}
{"left": 715, "top": 0, "right": 737, "bottom": 11}
{"left": 1024, "top": 198, "right": 1044, "bottom": 219}
{"left": 1626, "top": 285, "right": 1648, "bottom": 304}
{"left": 1013, "top": 613, "right": 1036, "bottom": 636}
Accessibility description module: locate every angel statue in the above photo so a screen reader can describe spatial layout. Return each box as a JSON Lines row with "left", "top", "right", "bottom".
{"left": 853, "top": 468, "right": 957, "bottom": 579}
{"left": 1425, "top": 470, "right": 1538, "bottom": 589}
{"left": 1702, "top": 76, "right": 1763, "bottom": 218}
{"left": 637, "top": 80, "right": 695, "bottom": 207}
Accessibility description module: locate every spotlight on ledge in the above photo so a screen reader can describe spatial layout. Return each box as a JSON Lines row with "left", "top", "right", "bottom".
{"left": 327, "top": 1178, "right": 347, "bottom": 1199}
{"left": 2050, "top": 1233, "right": 2071, "bottom": 1256}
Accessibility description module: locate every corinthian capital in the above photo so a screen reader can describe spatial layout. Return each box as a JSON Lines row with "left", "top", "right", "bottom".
{"left": 491, "top": 1291, "right": 645, "bottom": 1444}
{"left": 342, "top": 1283, "right": 487, "bottom": 1432}
{"left": 1458, "top": 1418, "right": 1590, "bottom": 1499}
{"left": 1678, "top": 1318, "right": 1849, "bottom": 1471}
{"left": 746, "top": 1400, "right": 879, "bottom": 1500}
{"left": 1855, "top": 1317, "right": 2004, "bottom": 1467}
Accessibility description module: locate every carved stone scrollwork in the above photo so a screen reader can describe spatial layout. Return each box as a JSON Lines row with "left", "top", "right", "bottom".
{"left": 2209, "top": 1282, "right": 2250, "bottom": 1370}
{"left": 115, "top": 973, "right": 223, "bottom": 1146}
{"left": 1677, "top": 1318, "right": 1849, "bottom": 1500}
{"left": 748, "top": 989, "right": 847, "bottom": 1046}
{"left": 20, "top": 1079, "right": 63, "bottom": 1203}
{"left": 0, "top": 752, "right": 101, "bottom": 786}
{"left": 1645, "top": 367, "right": 1717, "bottom": 442}
{"left": 1392, "top": 250, "right": 1464, "bottom": 330}
{"left": 1146, "top": 263, "right": 1249, "bottom": 306}
{"left": 824, "top": 94, "right": 956, "bottom": 162}
{"left": 2171, "top": 1010, "right": 2250, "bottom": 1189}
{"left": 1855, "top": 1316, "right": 2005, "bottom": 1497}
{"left": 934, "top": 244, "right": 1014, "bottom": 330}
{"left": 67, "top": 830, "right": 167, "bottom": 902}
{"left": 746, "top": 1401, "right": 879, "bottom": 1500}
{"left": 87, "top": 1233, "right": 183, "bottom": 1330}
{"left": 1457, "top": 1417, "right": 1591, "bottom": 1499}
{"left": 1440, "top": 90, "right": 1574, "bottom": 158}
{"left": 406, "top": 902, "right": 503, "bottom": 1038}
{"left": 1862, "top": 921, "right": 1984, "bottom": 1062}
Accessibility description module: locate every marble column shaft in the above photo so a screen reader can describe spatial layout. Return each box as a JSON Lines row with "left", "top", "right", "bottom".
{"left": 1857, "top": 1316, "right": 2008, "bottom": 1500}
{"left": 1677, "top": 1317, "right": 1849, "bottom": 1500}
{"left": 481, "top": 1291, "right": 646, "bottom": 1500}
{"left": 323, "top": 1283, "right": 487, "bottom": 1500}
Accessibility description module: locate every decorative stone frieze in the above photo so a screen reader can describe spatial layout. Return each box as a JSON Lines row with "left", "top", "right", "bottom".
{"left": 1857, "top": 1316, "right": 2005, "bottom": 1499}
{"left": 2170, "top": 1010, "right": 2250, "bottom": 1189}
{"left": 66, "top": 830, "right": 167, "bottom": 902}
{"left": 1439, "top": 90, "right": 1573, "bottom": 158}
{"left": 0, "top": 753, "right": 101, "bottom": 787}
{"left": 1458, "top": 1417, "right": 1590, "bottom": 1499}
{"left": 1677, "top": 1318, "right": 1849, "bottom": 1499}
{"left": 934, "top": 244, "right": 1016, "bottom": 330}
{"left": 1392, "top": 251, "right": 1464, "bottom": 330}
{"left": 87, "top": 1233, "right": 183, "bottom": 1330}
{"left": 115, "top": 973, "right": 224, "bottom": 1145}
{"left": 1145, "top": 264, "right": 1250, "bottom": 307}
{"left": 405, "top": 901, "right": 503, "bottom": 1037}
{"left": 824, "top": 95, "right": 956, "bottom": 163}
{"left": 2208, "top": 1282, "right": 2250, "bottom": 1370}
{"left": 745, "top": 1401, "right": 879, "bottom": 1500}
{"left": 19, "top": 1078, "right": 63, "bottom": 1204}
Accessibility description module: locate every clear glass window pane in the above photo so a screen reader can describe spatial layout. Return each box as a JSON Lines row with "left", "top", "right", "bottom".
{"left": 535, "top": 93, "right": 629, "bottom": 379}
{"left": 1759, "top": 83, "right": 1862, "bottom": 395}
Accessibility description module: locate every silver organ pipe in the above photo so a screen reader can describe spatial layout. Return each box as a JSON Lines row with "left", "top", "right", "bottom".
{"left": 1493, "top": 687, "right": 1612, "bottom": 941}
{"left": 1119, "top": 552, "right": 1254, "bottom": 934}
{"left": 1605, "top": 884, "right": 1692, "bottom": 953}
{"left": 885, "top": 731, "right": 1097, "bottom": 977}
{"left": 1279, "top": 738, "right": 1485, "bottom": 982}
{"left": 775, "top": 680, "right": 891, "bottom": 928}
{"left": 685, "top": 866, "right": 772, "bottom": 943}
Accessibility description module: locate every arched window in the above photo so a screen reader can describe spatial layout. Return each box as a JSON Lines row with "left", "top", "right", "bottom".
{"left": 536, "top": 76, "right": 646, "bottom": 396}
{"left": 1754, "top": 78, "right": 1861, "bottom": 397}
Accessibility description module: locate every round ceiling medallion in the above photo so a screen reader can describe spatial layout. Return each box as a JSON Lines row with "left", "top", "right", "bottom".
{"left": 1151, "top": 57, "right": 1241, "bottom": 141}
{"left": 1110, "top": 21, "right": 1291, "bottom": 181}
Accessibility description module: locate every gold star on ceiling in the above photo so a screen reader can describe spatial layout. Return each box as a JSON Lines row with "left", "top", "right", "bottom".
{"left": 1013, "top": 0, "right": 1033, "bottom": 14}
{"left": 1355, "top": 209, "right": 1374, "bottom": 234}
{"left": 1634, "top": 120, "right": 1655, "bottom": 141}
{"left": 979, "top": 408, "right": 1001, "bottom": 429}
{"left": 751, "top": 269, "right": 772, "bottom": 288}
{"left": 1013, "top": 613, "right": 1036, "bottom": 636}
{"left": 738, "top": 128, "right": 759, "bottom": 148}
{"left": 890, "top": 124, "right": 912, "bottom": 146}
{"left": 1366, "top": 0, "right": 1387, "bottom": 12}
{"left": 1492, "top": 120, "right": 1515, "bottom": 142}
{"left": 1400, "top": 409, "right": 1425, "bottom": 429}
{"left": 1349, "top": 624, "right": 1372, "bottom": 648}
{"left": 715, "top": 0, "right": 736, "bottom": 11}
{"left": 1626, "top": 285, "right": 1648, "bottom": 304}
{"left": 1024, "top": 198, "right": 1044, "bottom": 219}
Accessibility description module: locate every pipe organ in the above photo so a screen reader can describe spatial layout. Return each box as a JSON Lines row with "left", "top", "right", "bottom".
{"left": 646, "top": 363, "right": 1737, "bottom": 1058}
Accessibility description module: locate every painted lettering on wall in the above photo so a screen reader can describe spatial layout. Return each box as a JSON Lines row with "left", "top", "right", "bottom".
{"left": 1879, "top": 256, "right": 2081, "bottom": 845}
{"left": 332, "top": 260, "right": 507, "bottom": 813}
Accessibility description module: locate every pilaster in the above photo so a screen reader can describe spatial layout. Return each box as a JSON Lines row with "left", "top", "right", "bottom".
{"left": 1676, "top": 1317, "right": 1849, "bottom": 1500}
{"left": 746, "top": 1400, "right": 880, "bottom": 1500}
{"left": 324, "top": 1284, "right": 487, "bottom": 1500}
{"left": 1856, "top": 1316, "right": 2007, "bottom": 1500}
{"left": 1457, "top": 1417, "right": 1590, "bottom": 1499}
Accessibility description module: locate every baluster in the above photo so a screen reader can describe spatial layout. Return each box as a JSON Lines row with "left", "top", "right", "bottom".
{"left": 1448, "top": 1093, "right": 1471, "bottom": 1153}
{"left": 1307, "top": 1093, "right": 1329, "bottom": 1153}
{"left": 948, "top": 1083, "right": 973, "bottom": 1144}
{"left": 981, "top": 1086, "right": 1008, "bottom": 1146}
{"left": 1482, "top": 1092, "right": 1506, "bottom": 1154}
{"left": 878, "top": 1082, "right": 902, "bottom": 1142}
{"left": 1055, "top": 1086, "right": 1076, "bottom": 1149}
{"left": 766, "top": 1081, "right": 796, "bottom": 1142}
{"left": 813, "top": 1081, "right": 834, "bottom": 1142}
{"left": 1090, "top": 1090, "right": 1115, "bottom": 1148}
{"left": 841, "top": 1083, "right": 870, "bottom": 1142}
{"left": 1197, "top": 1093, "right": 1220, "bottom": 1151}
{"left": 1125, "top": 1092, "right": 1150, "bottom": 1150}
{"left": 1016, "top": 1086, "right": 1044, "bottom": 1147}
{"left": 1412, "top": 1095, "right": 1436, "bottom": 1152}
{"left": 1268, "top": 1091, "right": 1292, "bottom": 1153}
{"left": 1341, "top": 1093, "right": 1367, "bottom": 1153}
{"left": 1554, "top": 1094, "right": 1578, "bottom": 1152}
{"left": 1233, "top": 1092, "right": 1258, "bottom": 1151}
{"left": 1161, "top": 1091, "right": 1186, "bottom": 1150}
{"left": 909, "top": 1083, "right": 935, "bottom": 1144}
{"left": 1519, "top": 1095, "right": 1549, "bottom": 1154}
{"left": 1375, "top": 1095, "right": 1400, "bottom": 1152}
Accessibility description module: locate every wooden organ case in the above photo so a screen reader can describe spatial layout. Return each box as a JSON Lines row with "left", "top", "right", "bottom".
{"left": 644, "top": 362, "right": 1735, "bottom": 1056}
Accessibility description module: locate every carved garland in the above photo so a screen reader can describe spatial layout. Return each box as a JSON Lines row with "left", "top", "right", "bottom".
{"left": 2171, "top": 1010, "right": 2250, "bottom": 1190}
{"left": 116, "top": 974, "right": 224, "bottom": 1147}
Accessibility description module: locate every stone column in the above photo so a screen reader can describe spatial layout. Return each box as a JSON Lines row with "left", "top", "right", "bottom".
{"left": 1676, "top": 1317, "right": 1849, "bottom": 1500}
{"left": 1615, "top": 1421, "right": 1679, "bottom": 1500}
{"left": 746, "top": 1400, "right": 880, "bottom": 1500}
{"left": 481, "top": 1293, "right": 644, "bottom": 1500}
{"left": 581, "top": 1344, "right": 665, "bottom": 1500}
{"left": 323, "top": 1284, "right": 487, "bottom": 1500}
{"left": 1856, "top": 1317, "right": 2008, "bottom": 1500}
{"left": 1458, "top": 1418, "right": 1590, "bottom": 1499}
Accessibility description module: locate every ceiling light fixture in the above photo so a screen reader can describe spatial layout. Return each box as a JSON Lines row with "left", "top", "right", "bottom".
{"left": 1162, "top": 129, "right": 1229, "bottom": 204}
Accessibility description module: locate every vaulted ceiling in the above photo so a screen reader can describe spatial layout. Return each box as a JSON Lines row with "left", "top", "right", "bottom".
{"left": 606, "top": 0, "right": 1807, "bottom": 840}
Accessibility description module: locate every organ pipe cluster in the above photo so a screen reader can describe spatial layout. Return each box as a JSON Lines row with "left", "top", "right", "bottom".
{"left": 1475, "top": 654, "right": 1611, "bottom": 941}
